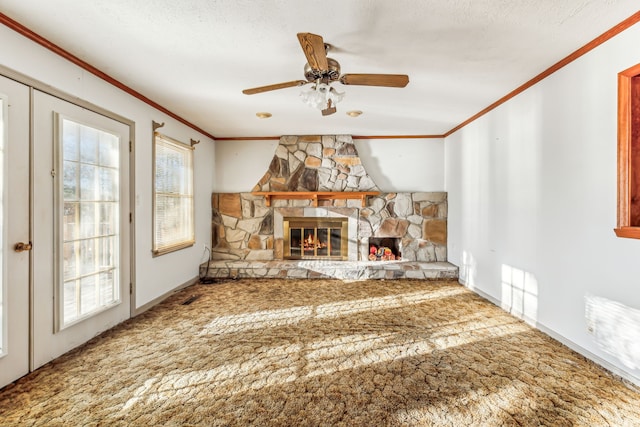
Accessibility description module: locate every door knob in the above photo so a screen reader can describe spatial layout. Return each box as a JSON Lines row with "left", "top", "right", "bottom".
{"left": 14, "top": 242, "right": 33, "bottom": 252}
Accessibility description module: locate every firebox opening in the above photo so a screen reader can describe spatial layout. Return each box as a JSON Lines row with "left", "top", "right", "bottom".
{"left": 368, "top": 237, "right": 401, "bottom": 261}
{"left": 284, "top": 217, "right": 349, "bottom": 260}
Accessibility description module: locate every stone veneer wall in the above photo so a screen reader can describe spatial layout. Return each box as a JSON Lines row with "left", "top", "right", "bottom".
{"left": 253, "top": 135, "right": 379, "bottom": 192}
{"left": 211, "top": 135, "right": 447, "bottom": 262}
{"left": 211, "top": 192, "right": 447, "bottom": 262}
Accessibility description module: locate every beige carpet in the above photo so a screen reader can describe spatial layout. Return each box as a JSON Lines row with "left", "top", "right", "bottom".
{"left": 1, "top": 279, "right": 639, "bottom": 426}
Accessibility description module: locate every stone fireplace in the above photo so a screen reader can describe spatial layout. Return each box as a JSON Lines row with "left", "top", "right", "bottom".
{"left": 210, "top": 135, "right": 447, "bottom": 264}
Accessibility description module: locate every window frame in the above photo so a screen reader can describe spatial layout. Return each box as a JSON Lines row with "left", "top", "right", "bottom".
{"left": 152, "top": 130, "right": 195, "bottom": 256}
{"left": 615, "top": 63, "right": 640, "bottom": 239}
{"left": 55, "top": 113, "right": 123, "bottom": 330}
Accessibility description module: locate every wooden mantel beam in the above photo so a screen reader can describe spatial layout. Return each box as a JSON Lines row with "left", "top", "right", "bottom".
{"left": 252, "top": 191, "right": 380, "bottom": 207}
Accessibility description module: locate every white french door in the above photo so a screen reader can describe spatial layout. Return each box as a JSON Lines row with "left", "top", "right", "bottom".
{"left": 0, "top": 76, "right": 30, "bottom": 389}
{"left": 32, "top": 90, "right": 131, "bottom": 369}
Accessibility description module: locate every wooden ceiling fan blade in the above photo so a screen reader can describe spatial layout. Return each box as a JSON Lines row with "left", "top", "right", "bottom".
{"left": 242, "top": 80, "right": 309, "bottom": 95}
{"left": 297, "top": 32, "right": 329, "bottom": 71}
{"left": 339, "top": 74, "right": 409, "bottom": 87}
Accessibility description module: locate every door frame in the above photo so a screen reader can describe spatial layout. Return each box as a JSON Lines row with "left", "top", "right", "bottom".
{"left": 0, "top": 74, "right": 31, "bottom": 389}
{"left": 0, "top": 64, "right": 137, "bottom": 371}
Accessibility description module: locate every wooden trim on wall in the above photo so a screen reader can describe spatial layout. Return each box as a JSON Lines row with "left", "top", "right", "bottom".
{"left": 214, "top": 134, "right": 444, "bottom": 141}
{"left": 445, "top": 10, "right": 640, "bottom": 137}
{"left": 352, "top": 135, "right": 444, "bottom": 140}
{"left": 615, "top": 63, "right": 640, "bottom": 238}
{"left": 0, "top": 12, "right": 216, "bottom": 141}
{"left": 213, "top": 136, "right": 282, "bottom": 141}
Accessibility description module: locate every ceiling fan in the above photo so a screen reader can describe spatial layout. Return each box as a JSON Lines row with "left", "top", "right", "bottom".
{"left": 242, "top": 32, "right": 409, "bottom": 116}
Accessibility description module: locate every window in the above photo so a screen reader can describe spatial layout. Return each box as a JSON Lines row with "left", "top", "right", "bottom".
{"left": 615, "top": 63, "right": 640, "bottom": 239}
{"left": 59, "top": 117, "right": 121, "bottom": 326}
{"left": 153, "top": 130, "right": 194, "bottom": 255}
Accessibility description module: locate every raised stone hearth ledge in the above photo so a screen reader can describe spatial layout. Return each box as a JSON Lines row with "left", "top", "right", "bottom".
{"left": 201, "top": 260, "right": 458, "bottom": 281}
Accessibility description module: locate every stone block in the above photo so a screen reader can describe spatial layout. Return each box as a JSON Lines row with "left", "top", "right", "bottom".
{"left": 408, "top": 214, "right": 424, "bottom": 225}
{"left": 300, "top": 168, "right": 319, "bottom": 190}
{"left": 438, "top": 202, "right": 448, "bottom": 218}
{"left": 421, "top": 204, "right": 439, "bottom": 218}
{"left": 281, "top": 135, "right": 298, "bottom": 145}
{"left": 336, "top": 143, "right": 357, "bottom": 156}
{"left": 306, "top": 143, "right": 322, "bottom": 157}
{"left": 358, "top": 218, "right": 373, "bottom": 238}
{"left": 375, "top": 218, "right": 409, "bottom": 237}
{"left": 413, "top": 192, "right": 447, "bottom": 203}
{"left": 226, "top": 228, "right": 247, "bottom": 243}
{"left": 221, "top": 214, "right": 238, "bottom": 229}
{"left": 298, "top": 135, "right": 321, "bottom": 143}
{"left": 248, "top": 234, "right": 262, "bottom": 250}
{"left": 279, "top": 158, "right": 290, "bottom": 178}
{"left": 393, "top": 193, "right": 414, "bottom": 217}
{"left": 289, "top": 152, "right": 301, "bottom": 172}
{"left": 218, "top": 193, "right": 242, "bottom": 218}
{"left": 245, "top": 250, "right": 274, "bottom": 261}
{"left": 274, "top": 238, "right": 283, "bottom": 259}
{"left": 237, "top": 218, "right": 263, "bottom": 234}
{"left": 294, "top": 150, "right": 307, "bottom": 162}
{"left": 268, "top": 155, "right": 280, "bottom": 175}
{"left": 408, "top": 224, "right": 422, "bottom": 239}
{"left": 270, "top": 181, "right": 289, "bottom": 192}
{"left": 322, "top": 135, "right": 337, "bottom": 147}
{"left": 260, "top": 212, "right": 273, "bottom": 234}
{"left": 359, "top": 175, "right": 378, "bottom": 191}
{"left": 424, "top": 219, "right": 447, "bottom": 245}
{"left": 323, "top": 147, "right": 336, "bottom": 157}
{"left": 334, "top": 156, "right": 361, "bottom": 166}
{"left": 347, "top": 175, "right": 360, "bottom": 188}
{"left": 305, "top": 156, "right": 322, "bottom": 168}
{"left": 275, "top": 144, "right": 289, "bottom": 159}
{"left": 242, "top": 199, "right": 254, "bottom": 218}
{"left": 321, "top": 159, "right": 335, "bottom": 168}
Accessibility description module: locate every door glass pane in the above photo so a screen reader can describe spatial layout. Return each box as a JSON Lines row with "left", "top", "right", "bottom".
{"left": 0, "top": 99, "right": 5, "bottom": 354}
{"left": 60, "top": 118, "right": 120, "bottom": 327}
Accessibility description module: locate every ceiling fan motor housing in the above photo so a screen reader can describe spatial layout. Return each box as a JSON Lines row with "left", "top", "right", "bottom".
{"left": 304, "top": 58, "right": 341, "bottom": 82}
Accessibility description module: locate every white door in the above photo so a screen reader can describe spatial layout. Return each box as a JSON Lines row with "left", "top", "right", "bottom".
{"left": 32, "top": 90, "right": 131, "bottom": 369}
{"left": 0, "top": 76, "right": 30, "bottom": 389}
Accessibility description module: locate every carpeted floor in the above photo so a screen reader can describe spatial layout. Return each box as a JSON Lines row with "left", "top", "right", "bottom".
{"left": 1, "top": 278, "right": 639, "bottom": 426}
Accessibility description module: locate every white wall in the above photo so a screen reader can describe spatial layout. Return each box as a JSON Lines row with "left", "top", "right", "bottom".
{"left": 445, "top": 23, "right": 640, "bottom": 384}
{"left": 214, "top": 137, "right": 445, "bottom": 192}
{"left": 0, "top": 25, "right": 216, "bottom": 309}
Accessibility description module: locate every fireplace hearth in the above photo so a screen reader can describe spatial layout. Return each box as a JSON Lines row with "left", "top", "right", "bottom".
{"left": 284, "top": 217, "right": 348, "bottom": 260}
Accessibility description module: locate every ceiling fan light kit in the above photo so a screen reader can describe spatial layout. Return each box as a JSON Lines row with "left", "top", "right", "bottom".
{"left": 300, "top": 82, "right": 345, "bottom": 114}
{"left": 242, "top": 32, "right": 409, "bottom": 116}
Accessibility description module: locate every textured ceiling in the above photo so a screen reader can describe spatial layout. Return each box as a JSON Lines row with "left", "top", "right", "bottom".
{"left": 1, "top": 1, "right": 639, "bottom": 138}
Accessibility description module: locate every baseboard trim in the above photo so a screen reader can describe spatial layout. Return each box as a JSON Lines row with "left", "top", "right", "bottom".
{"left": 459, "top": 279, "right": 640, "bottom": 388}
{"left": 132, "top": 275, "right": 199, "bottom": 317}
